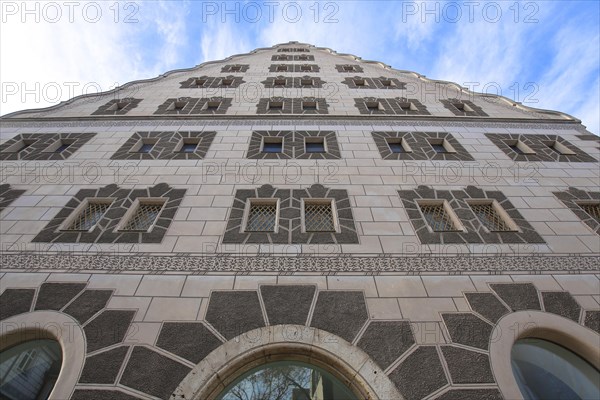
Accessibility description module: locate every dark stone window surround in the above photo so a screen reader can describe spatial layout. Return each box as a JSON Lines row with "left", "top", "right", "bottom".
{"left": 354, "top": 97, "right": 430, "bottom": 115}
{"left": 371, "top": 131, "right": 474, "bottom": 161}
{"left": 342, "top": 76, "right": 406, "bottom": 90}
{"left": 256, "top": 97, "right": 329, "bottom": 115}
{"left": 153, "top": 97, "right": 232, "bottom": 115}
{"left": 399, "top": 185, "right": 545, "bottom": 244}
{"left": 261, "top": 76, "right": 326, "bottom": 89}
{"left": 440, "top": 99, "right": 488, "bottom": 117}
{"left": 485, "top": 133, "right": 596, "bottom": 162}
{"left": 271, "top": 54, "right": 315, "bottom": 61}
{"left": 0, "top": 184, "right": 26, "bottom": 212}
{"left": 268, "top": 64, "right": 320, "bottom": 73}
{"left": 110, "top": 131, "right": 216, "bottom": 160}
{"left": 246, "top": 131, "right": 341, "bottom": 159}
{"left": 553, "top": 187, "right": 600, "bottom": 235}
{"left": 91, "top": 98, "right": 142, "bottom": 115}
{"left": 32, "top": 183, "right": 185, "bottom": 244}
{"left": 335, "top": 64, "right": 364, "bottom": 73}
{"left": 223, "top": 184, "right": 358, "bottom": 244}
{"left": 0, "top": 132, "right": 96, "bottom": 161}
{"left": 220, "top": 64, "right": 250, "bottom": 73}
{"left": 179, "top": 76, "right": 245, "bottom": 89}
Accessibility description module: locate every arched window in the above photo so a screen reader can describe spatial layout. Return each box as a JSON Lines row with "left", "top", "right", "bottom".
{"left": 511, "top": 338, "right": 600, "bottom": 400}
{"left": 0, "top": 339, "right": 62, "bottom": 400}
{"left": 217, "top": 360, "right": 359, "bottom": 400}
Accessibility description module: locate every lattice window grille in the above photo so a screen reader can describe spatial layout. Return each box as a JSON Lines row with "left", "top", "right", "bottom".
{"left": 121, "top": 202, "right": 164, "bottom": 231}
{"left": 579, "top": 203, "right": 600, "bottom": 222}
{"left": 304, "top": 202, "right": 335, "bottom": 232}
{"left": 66, "top": 201, "right": 111, "bottom": 231}
{"left": 246, "top": 203, "right": 277, "bottom": 232}
{"left": 470, "top": 203, "right": 512, "bottom": 231}
{"left": 420, "top": 203, "right": 457, "bottom": 232}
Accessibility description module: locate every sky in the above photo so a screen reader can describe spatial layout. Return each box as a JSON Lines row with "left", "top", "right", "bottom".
{"left": 1, "top": 0, "right": 599, "bottom": 133}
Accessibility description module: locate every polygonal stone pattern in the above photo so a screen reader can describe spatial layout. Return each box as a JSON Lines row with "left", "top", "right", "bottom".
{"left": 485, "top": 133, "right": 596, "bottom": 162}
{"left": 79, "top": 346, "right": 129, "bottom": 384}
{"left": 153, "top": 97, "right": 232, "bottom": 115}
{"left": 34, "top": 282, "right": 86, "bottom": 311}
{"left": 63, "top": 289, "right": 113, "bottom": 324}
{"left": 179, "top": 76, "right": 245, "bottom": 89}
{"left": 84, "top": 310, "right": 136, "bottom": 353}
{"left": 388, "top": 346, "right": 448, "bottom": 400}
{"left": 357, "top": 321, "right": 415, "bottom": 370}
{"left": 71, "top": 390, "right": 142, "bottom": 400}
{"left": 32, "top": 183, "right": 185, "bottom": 244}
{"left": 0, "top": 132, "right": 96, "bottom": 161}
{"left": 464, "top": 292, "right": 510, "bottom": 324}
{"left": 400, "top": 185, "right": 544, "bottom": 245}
{"left": 440, "top": 346, "right": 495, "bottom": 384}
{"left": 271, "top": 54, "right": 315, "bottom": 61}
{"left": 220, "top": 64, "right": 249, "bottom": 73}
{"left": 335, "top": 64, "right": 364, "bottom": 73}
{"left": 372, "top": 131, "right": 472, "bottom": 161}
{"left": 434, "top": 389, "right": 503, "bottom": 400}
{"left": 0, "top": 289, "right": 35, "bottom": 320}
{"left": 310, "top": 291, "right": 368, "bottom": 343}
{"left": 440, "top": 99, "right": 489, "bottom": 117}
{"left": 355, "top": 97, "right": 431, "bottom": 115}
{"left": 256, "top": 97, "right": 329, "bottom": 114}
{"left": 542, "top": 291, "right": 582, "bottom": 322}
{"left": 0, "top": 184, "right": 26, "bottom": 212}
{"left": 91, "top": 98, "right": 142, "bottom": 115}
{"left": 268, "top": 64, "right": 320, "bottom": 73}
{"left": 156, "top": 322, "right": 223, "bottom": 364}
{"left": 261, "top": 75, "right": 326, "bottom": 88}
{"left": 246, "top": 131, "right": 340, "bottom": 159}
{"left": 554, "top": 187, "right": 600, "bottom": 235}
{"left": 110, "top": 131, "right": 216, "bottom": 160}
{"left": 260, "top": 285, "right": 316, "bottom": 325}
{"left": 584, "top": 311, "right": 599, "bottom": 333}
{"left": 120, "top": 346, "right": 191, "bottom": 400}
{"left": 442, "top": 313, "right": 494, "bottom": 350}
{"left": 205, "top": 291, "right": 266, "bottom": 340}
{"left": 342, "top": 76, "right": 406, "bottom": 90}
{"left": 490, "top": 283, "right": 541, "bottom": 311}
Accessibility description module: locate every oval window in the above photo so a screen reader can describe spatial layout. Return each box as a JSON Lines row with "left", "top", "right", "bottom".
{"left": 511, "top": 338, "right": 600, "bottom": 400}
{"left": 0, "top": 339, "right": 62, "bottom": 400}
{"left": 217, "top": 360, "right": 359, "bottom": 400}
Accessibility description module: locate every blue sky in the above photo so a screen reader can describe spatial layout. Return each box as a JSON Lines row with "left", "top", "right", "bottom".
{"left": 1, "top": 0, "right": 599, "bottom": 133}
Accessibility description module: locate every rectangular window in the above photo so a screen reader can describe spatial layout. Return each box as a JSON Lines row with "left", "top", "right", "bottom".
{"left": 544, "top": 141, "right": 576, "bottom": 155}
{"left": 506, "top": 140, "right": 536, "bottom": 155}
{"left": 366, "top": 100, "right": 381, "bottom": 111}
{"left": 300, "top": 78, "right": 313, "bottom": 86}
{"left": 300, "top": 65, "right": 312, "bottom": 72}
{"left": 138, "top": 143, "right": 155, "bottom": 153}
{"left": 2, "top": 139, "right": 36, "bottom": 153}
{"left": 379, "top": 79, "right": 394, "bottom": 87}
{"left": 62, "top": 199, "right": 112, "bottom": 231}
{"left": 179, "top": 141, "right": 198, "bottom": 153}
{"left": 262, "top": 137, "right": 283, "bottom": 153}
{"left": 578, "top": 202, "right": 600, "bottom": 223}
{"left": 276, "top": 65, "right": 288, "bottom": 72}
{"left": 303, "top": 199, "right": 337, "bottom": 232}
{"left": 245, "top": 200, "right": 278, "bottom": 232}
{"left": 302, "top": 100, "right": 318, "bottom": 111}
{"left": 354, "top": 78, "right": 366, "bottom": 87}
{"left": 205, "top": 101, "right": 221, "bottom": 111}
{"left": 43, "top": 139, "right": 75, "bottom": 153}
{"left": 397, "top": 101, "right": 414, "bottom": 111}
{"left": 230, "top": 66, "right": 241, "bottom": 72}
{"left": 418, "top": 201, "right": 462, "bottom": 232}
{"left": 305, "top": 138, "right": 325, "bottom": 153}
{"left": 268, "top": 100, "right": 284, "bottom": 110}
{"left": 274, "top": 77, "right": 286, "bottom": 86}
{"left": 220, "top": 78, "right": 233, "bottom": 86}
{"left": 194, "top": 78, "right": 206, "bottom": 86}
{"left": 453, "top": 102, "right": 473, "bottom": 112}
{"left": 428, "top": 138, "right": 456, "bottom": 154}
{"left": 386, "top": 138, "right": 411, "bottom": 154}
{"left": 343, "top": 65, "right": 355, "bottom": 72}
{"left": 469, "top": 202, "right": 516, "bottom": 232}
{"left": 119, "top": 200, "right": 165, "bottom": 232}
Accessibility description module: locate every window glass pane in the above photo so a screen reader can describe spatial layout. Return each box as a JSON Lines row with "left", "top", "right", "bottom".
{"left": 512, "top": 338, "right": 600, "bottom": 400}
{"left": 246, "top": 203, "right": 277, "bottom": 232}
{"left": 54, "top": 143, "right": 70, "bottom": 153}
{"left": 420, "top": 204, "right": 456, "bottom": 231}
{"left": 509, "top": 143, "right": 525, "bottom": 154}
{"left": 470, "top": 203, "right": 511, "bottom": 231}
{"left": 121, "top": 203, "right": 163, "bottom": 231}
{"left": 67, "top": 201, "right": 110, "bottom": 231}
{"left": 217, "top": 361, "right": 358, "bottom": 400}
{"left": 180, "top": 143, "right": 197, "bottom": 153}
{"left": 263, "top": 142, "right": 282, "bottom": 153}
{"left": 430, "top": 143, "right": 447, "bottom": 153}
{"left": 0, "top": 339, "right": 62, "bottom": 400}
{"left": 388, "top": 141, "right": 404, "bottom": 153}
{"left": 138, "top": 143, "right": 154, "bottom": 153}
{"left": 305, "top": 141, "right": 325, "bottom": 153}
{"left": 305, "top": 203, "right": 335, "bottom": 231}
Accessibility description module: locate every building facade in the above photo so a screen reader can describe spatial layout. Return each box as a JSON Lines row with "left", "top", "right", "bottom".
{"left": 0, "top": 42, "right": 599, "bottom": 400}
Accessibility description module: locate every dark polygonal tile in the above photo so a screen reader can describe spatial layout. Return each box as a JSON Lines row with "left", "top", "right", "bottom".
{"left": 542, "top": 292, "right": 582, "bottom": 322}
{"left": 120, "top": 347, "right": 191, "bottom": 400}
{"left": 0, "top": 289, "right": 35, "bottom": 320}
{"left": 490, "top": 283, "right": 541, "bottom": 311}
{"left": 260, "top": 285, "right": 315, "bottom": 326}
{"left": 442, "top": 313, "right": 494, "bottom": 351}
{"left": 440, "top": 346, "right": 494, "bottom": 384}
{"left": 584, "top": 310, "right": 599, "bottom": 333}
{"left": 434, "top": 388, "right": 503, "bottom": 400}
{"left": 156, "top": 322, "right": 223, "bottom": 364}
{"left": 205, "top": 291, "right": 265, "bottom": 340}
{"left": 464, "top": 292, "right": 510, "bottom": 324}
{"left": 63, "top": 289, "right": 113, "bottom": 324}
{"left": 388, "top": 346, "right": 448, "bottom": 400}
{"left": 310, "top": 291, "right": 368, "bottom": 343}
{"left": 71, "top": 390, "right": 143, "bottom": 400}
{"left": 357, "top": 321, "right": 415, "bottom": 370}
{"left": 79, "top": 346, "right": 129, "bottom": 384}
{"left": 84, "top": 310, "right": 136, "bottom": 353}
{"left": 34, "top": 282, "right": 86, "bottom": 311}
